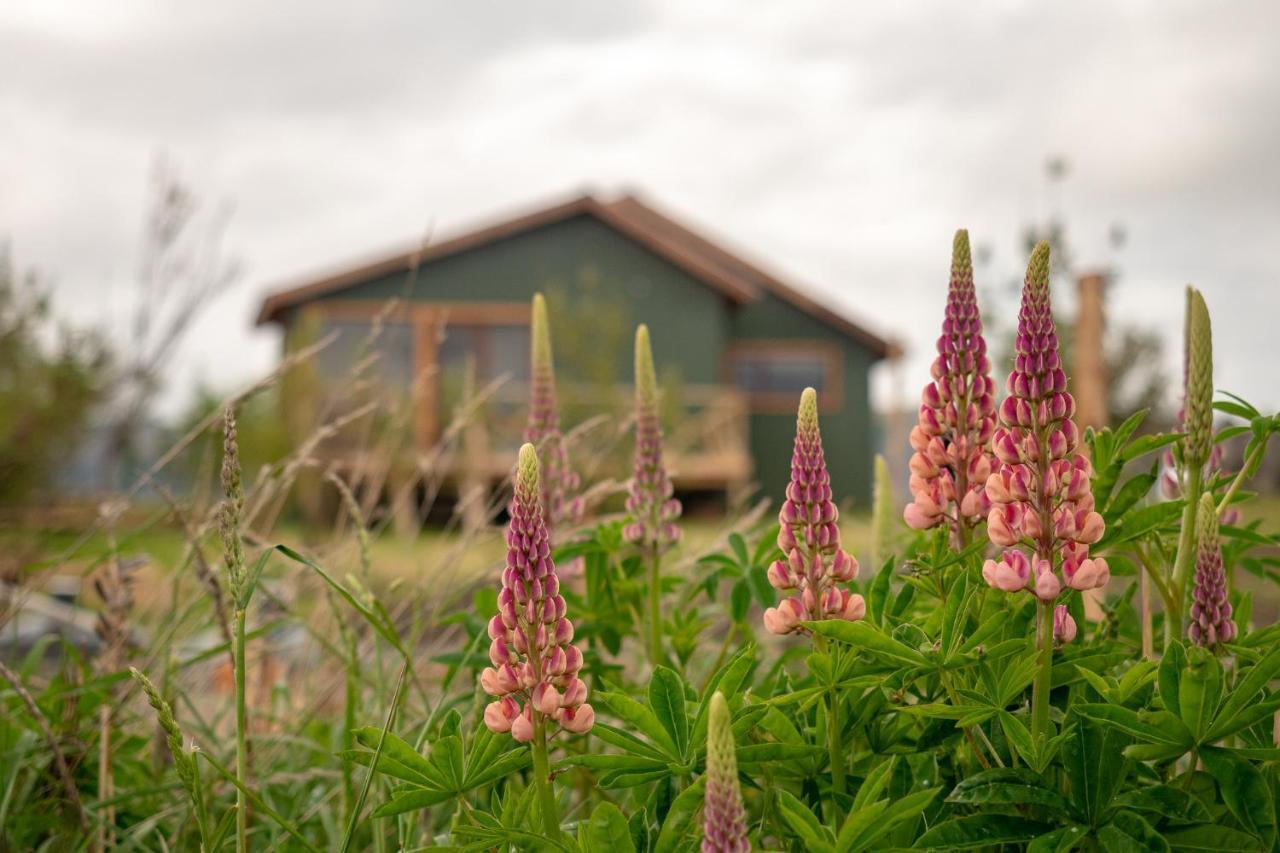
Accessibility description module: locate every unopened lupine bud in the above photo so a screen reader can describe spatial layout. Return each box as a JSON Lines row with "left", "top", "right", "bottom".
{"left": 982, "top": 243, "right": 1108, "bottom": 604}
{"left": 1183, "top": 289, "right": 1214, "bottom": 471}
{"left": 481, "top": 444, "right": 593, "bottom": 738}
{"left": 904, "top": 231, "right": 997, "bottom": 541}
{"left": 623, "top": 325, "right": 682, "bottom": 550}
{"left": 1053, "top": 605, "right": 1077, "bottom": 644}
{"left": 1189, "top": 493, "right": 1235, "bottom": 648}
{"left": 703, "top": 692, "right": 749, "bottom": 853}
{"left": 763, "top": 389, "right": 863, "bottom": 636}
{"left": 525, "top": 293, "right": 584, "bottom": 534}
{"left": 870, "top": 453, "right": 897, "bottom": 567}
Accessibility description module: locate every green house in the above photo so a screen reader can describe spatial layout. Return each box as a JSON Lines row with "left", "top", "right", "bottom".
{"left": 256, "top": 192, "right": 896, "bottom": 506}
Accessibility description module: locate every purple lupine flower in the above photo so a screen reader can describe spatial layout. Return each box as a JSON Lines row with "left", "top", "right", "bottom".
{"left": 703, "top": 691, "right": 749, "bottom": 853}
{"left": 525, "top": 293, "right": 583, "bottom": 533}
{"left": 1189, "top": 493, "right": 1236, "bottom": 647}
{"left": 482, "top": 444, "right": 594, "bottom": 739}
{"left": 904, "top": 230, "right": 997, "bottom": 539}
{"left": 982, "top": 242, "right": 1108, "bottom": 616}
{"left": 1053, "top": 605, "right": 1077, "bottom": 644}
{"left": 623, "top": 325, "right": 681, "bottom": 550}
{"left": 763, "top": 388, "right": 863, "bottom": 635}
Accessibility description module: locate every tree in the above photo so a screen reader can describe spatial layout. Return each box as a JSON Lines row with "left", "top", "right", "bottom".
{"left": 0, "top": 250, "right": 111, "bottom": 505}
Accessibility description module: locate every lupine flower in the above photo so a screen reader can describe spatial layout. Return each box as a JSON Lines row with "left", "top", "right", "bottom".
{"left": 623, "top": 325, "right": 681, "bottom": 550}
{"left": 482, "top": 444, "right": 594, "bottom": 740}
{"left": 1189, "top": 493, "right": 1236, "bottom": 647}
{"left": 982, "top": 242, "right": 1108, "bottom": 614}
{"left": 1160, "top": 289, "right": 1239, "bottom": 522}
{"left": 904, "top": 230, "right": 997, "bottom": 539}
{"left": 763, "top": 388, "right": 863, "bottom": 635}
{"left": 525, "top": 293, "right": 583, "bottom": 532}
{"left": 1053, "top": 605, "right": 1077, "bottom": 644}
{"left": 702, "top": 691, "right": 749, "bottom": 853}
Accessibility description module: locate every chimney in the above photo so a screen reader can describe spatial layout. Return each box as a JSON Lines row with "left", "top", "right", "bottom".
{"left": 1074, "top": 271, "right": 1107, "bottom": 431}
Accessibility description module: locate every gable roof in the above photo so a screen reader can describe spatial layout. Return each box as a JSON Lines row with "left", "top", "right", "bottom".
{"left": 255, "top": 191, "right": 897, "bottom": 359}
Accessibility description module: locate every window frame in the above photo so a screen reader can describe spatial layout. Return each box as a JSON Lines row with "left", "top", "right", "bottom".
{"left": 723, "top": 340, "right": 844, "bottom": 414}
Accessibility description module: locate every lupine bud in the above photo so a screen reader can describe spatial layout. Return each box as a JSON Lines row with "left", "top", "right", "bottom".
{"left": 870, "top": 453, "right": 897, "bottom": 568}
{"left": 1053, "top": 605, "right": 1077, "bottom": 644}
{"left": 1183, "top": 289, "right": 1214, "bottom": 471}
{"left": 904, "top": 230, "right": 997, "bottom": 541}
{"left": 763, "top": 389, "right": 863, "bottom": 636}
{"left": 982, "top": 243, "right": 1108, "bottom": 603}
{"left": 1189, "top": 493, "right": 1236, "bottom": 648}
{"left": 702, "top": 692, "right": 749, "bottom": 853}
{"left": 525, "top": 293, "right": 584, "bottom": 534}
{"left": 481, "top": 444, "right": 593, "bottom": 738}
{"left": 623, "top": 325, "right": 682, "bottom": 550}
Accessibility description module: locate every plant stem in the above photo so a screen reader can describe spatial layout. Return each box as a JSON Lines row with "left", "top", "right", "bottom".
{"left": 1217, "top": 441, "right": 1265, "bottom": 518}
{"left": 234, "top": 606, "right": 249, "bottom": 853}
{"left": 1031, "top": 600, "right": 1054, "bottom": 746}
{"left": 814, "top": 636, "right": 846, "bottom": 817}
{"left": 530, "top": 715, "right": 562, "bottom": 842}
{"left": 648, "top": 547, "right": 663, "bottom": 665}
{"left": 1169, "top": 466, "right": 1203, "bottom": 643}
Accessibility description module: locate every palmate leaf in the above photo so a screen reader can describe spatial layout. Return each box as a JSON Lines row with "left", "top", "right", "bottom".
{"left": 1113, "top": 784, "right": 1212, "bottom": 826}
{"left": 1206, "top": 644, "right": 1280, "bottom": 741}
{"left": 1097, "top": 810, "right": 1170, "bottom": 852}
{"left": 653, "top": 776, "right": 706, "bottom": 853}
{"left": 593, "top": 689, "right": 681, "bottom": 758}
{"left": 648, "top": 666, "right": 691, "bottom": 760}
{"left": 914, "top": 814, "right": 1050, "bottom": 849}
{"left": 580, "top": 802, "right": 635, "bottom": 853}
{"left": 946, "top": 768, "right": 1071, "bottom": 814}
{"left": 775, "top": 790, "right": 835, "bottom": 853}
{"left": 805, "top": 619, "right": 927, "bottom": 668}
{"left": 835, "top": 787, "right": 937, "bottom": 853}
{"left": 1164, "top": 824, "right": 1267, "bottom": 852}
{"left": 1199, "top": 746, "right": 1277, "bottom": 846}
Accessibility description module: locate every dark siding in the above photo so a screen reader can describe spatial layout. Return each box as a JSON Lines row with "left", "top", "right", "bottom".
{"left": 730, "top": 293, "right": 877, "bottom": 506}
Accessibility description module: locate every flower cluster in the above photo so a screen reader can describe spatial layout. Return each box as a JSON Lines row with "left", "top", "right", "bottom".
{"left": 904, "top": 230, "right": 997, "bottom": 539}
{"left": 525, "top": 293, "right": 583, "bottom": 532}
{"left": 981, "top": 243, "right": 1108, "bottom": 616}
{"left": 763, "top": 388, "right": 863, "bottom": 635}
{"left": 623, "top": 325, "right": 682, "bottom": 550}
{"left": 703, "top": 691, "right": 749, "bottom": 853}
{"left": 1189, "top": 494, "right": 1236, "bottom": 647}
{"left": 482, "top": 444, "right": 594, "bottom": 740}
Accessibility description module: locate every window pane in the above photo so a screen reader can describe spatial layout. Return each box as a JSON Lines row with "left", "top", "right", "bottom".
{"left": 730, "top": 349, "right": 829, "bottom": 396}
{"left": 314, "top": 319, "right": 413, "bottom": 387}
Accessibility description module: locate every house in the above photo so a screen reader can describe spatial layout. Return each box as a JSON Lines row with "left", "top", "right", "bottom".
{"left": 256, "top": 192, "right": 897, "bottom": 507}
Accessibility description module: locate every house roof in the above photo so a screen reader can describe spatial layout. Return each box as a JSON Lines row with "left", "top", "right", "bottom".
{"left": 255, "top": 192, "right": 898, "bottom": 359}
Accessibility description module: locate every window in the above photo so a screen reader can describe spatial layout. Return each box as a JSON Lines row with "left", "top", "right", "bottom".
{"left": 437, "top": 323, "right": 531, "bottom": 384}
{"left": 314, "top": 318, "right": 414, "bottom": 388}
{"left": 727, "top": 343, "right": 841, "bottom": 411}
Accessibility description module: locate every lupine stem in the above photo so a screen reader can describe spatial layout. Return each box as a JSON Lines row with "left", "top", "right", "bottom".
{"left": 814, "top": 636, "right": 846, "bottom": 815}
{"left": 1169, "top": 466, "right": 1203, "bottom": 642}
{"left": 648, "top": 548, "right": 662, "bottom": 665}
{"left": 1031, "top": 600, "right": 1054, "bottom": 745}
{"left": 234, "top": 606, "right": 249, "bottom": 853}
{"left": 530, "top": 715, "right": 561, "bottom": 842}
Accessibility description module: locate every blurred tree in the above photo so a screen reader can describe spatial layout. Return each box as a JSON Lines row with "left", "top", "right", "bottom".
{"left": 0, "top": 249, "right": 111, "bottom": 505}
{"left": 103, "top": 157, "right": 242, "bottom": 487}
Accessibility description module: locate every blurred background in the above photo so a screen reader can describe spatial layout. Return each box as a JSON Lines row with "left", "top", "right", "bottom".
{"left": 3, "top": 1, "right": 1279, "bottom": 587}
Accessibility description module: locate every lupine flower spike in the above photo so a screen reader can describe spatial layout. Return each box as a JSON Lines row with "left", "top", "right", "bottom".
{"left": 703, "top": 692, "right": 749, "bottom": 853}
{"left": 525, "top": 293, "right": 583, "bottom": 533}
{"left": 763, "top": 388, "right": 863, "bottom": 635}
{"left": 624, "top": 324, "right": 682, "bottom": 551}
{"left": 1189, "top": 493, "right": 1236, "bottom": 648}
{"left": 905, "top": 230, "right": 997, "bottom": 545}
{"left": 983, "top": 242, "right": 1108, "bottom": 616}
{"left": 482, "top": 444, "right": 593, "bottom": 740}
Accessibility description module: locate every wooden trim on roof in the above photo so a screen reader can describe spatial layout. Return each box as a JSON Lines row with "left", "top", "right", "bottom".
{"left": 255, "top": 191, "right": 898, "bottom": 360}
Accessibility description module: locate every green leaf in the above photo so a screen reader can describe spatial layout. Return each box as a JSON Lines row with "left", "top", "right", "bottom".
{"left": 1207, "top": 644, "right": 1280, "bottom": 741}
{"left": 851, "top": 756, "right": 895, "bottom": 811}
{"left": 1199, "top": 746, "right": 1277, "bottom": 846}
{"left": 730, "top": 580, "right": 751, "bottom": 622}
{"left": 1178, "top": 647, "right": 1223, "bottom": 741}
{"left": 1062, "top": 715, "right": 1127, "bottom": 824}
{"left": 653, "top": 776, "right": 706, "bottom": 853}
{"left": 735, "top": 743, "right": 826, "bottom": 765}
{"left": 1165, "top": 824, "right": 1265, "bottom": 851}
{"left": 946, "top": 768, "right": 1070, "bottom": 812}
{"left": 1113, "top": 785, "right": 1212, "bottom": 825}
{"left": 914, "top": 815, "right": 1049, "bottom": 849}
{"left": 776, "top": 790, "right": 835, "bottom": 853}
{"left": 350, "top": 727, "right": 446, "bottom": 789}
{"left": 838, "top": 787, "right": 938, "bottom": 853}
{"left": 729, "top": 532, "right": 749, "bottom": 564}
{"left": 805, "top": 619, "right": 926, "bottom": 667}
{"left": 594, "top": 691, "right": 680, "bottom": 758}
{"left": 583, "top": 802, "right": 635, "bottom": 853}
{"left": 1027, "top": 825, "right": 1090, "bottom": 852}
{"left": 370, "top": 787, "right": 456, "bottom": 818}
{"left": 999, "top": 712, "right": 1039, "bottom": 772}
{"left": 1075, "top": 704, "right": 1191, "bottom": 747}
{"left": 648, "top": 667, "right": 690, "bottom": 760}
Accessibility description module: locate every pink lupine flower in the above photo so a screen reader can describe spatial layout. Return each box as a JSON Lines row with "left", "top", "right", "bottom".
{"left": 481, "top": 443, "right": 593, "bottom": 739}
{"left": 1053, "top": 605, "right": 1077, "bottom": 644}
{"left": 703, "top": 691, "right": 749, "bottom": 852}
{"left": 1189, "top": 494, "right": 1236, "bottom": 648}
{"left": 982, "top": 242, "right": 1109, "bottom": 603}
{"left": 763, "top": 388, "right": 863, "bottom": 636}
{"left": 525, "top": 294, "right": 584, "bottom": 533}
{"left": 904, "top": 230, "right": 997, "bottom": 544}
{"left": 623, "top": 325, "right": 682, "bottom": 551}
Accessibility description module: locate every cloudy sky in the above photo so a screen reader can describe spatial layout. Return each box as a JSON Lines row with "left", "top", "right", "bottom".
{"left": 3, "top": 1, "right": 1278, "bottom": 419}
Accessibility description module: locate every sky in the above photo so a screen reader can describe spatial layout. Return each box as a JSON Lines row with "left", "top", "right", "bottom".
{"left": 3, "top": 1, "right": 1278, "bottom": 420}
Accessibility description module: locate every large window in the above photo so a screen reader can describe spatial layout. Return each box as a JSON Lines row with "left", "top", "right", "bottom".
{"left": 727, "top": 343, "right": 841, "bottom": 412}
{"left": 314, "top": 318, "right": 415, "bottom": 388}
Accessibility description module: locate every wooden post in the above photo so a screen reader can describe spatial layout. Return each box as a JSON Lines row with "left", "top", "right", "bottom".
{"left": 1074, "top": 272, "right": 1107, "bottom": 434}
